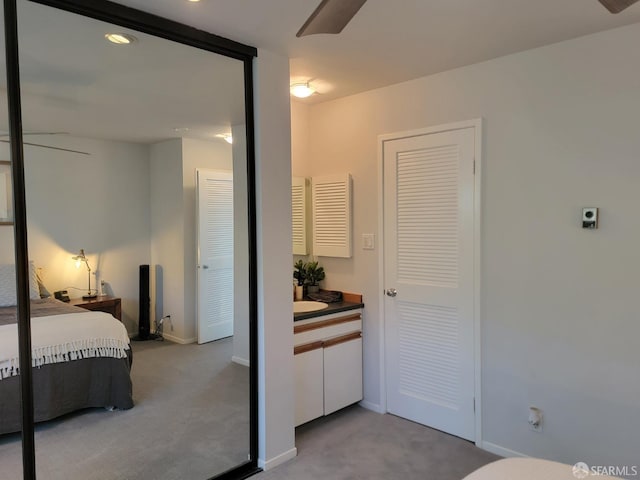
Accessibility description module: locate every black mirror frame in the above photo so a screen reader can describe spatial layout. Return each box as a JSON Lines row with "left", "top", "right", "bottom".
{"left": 2, "top": 1, "right": 259, "bottom": 479}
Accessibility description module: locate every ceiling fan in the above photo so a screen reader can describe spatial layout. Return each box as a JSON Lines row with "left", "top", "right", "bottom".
{"left": 297, "top": 0, "right": 368, "bottom": 37}
{"left": 296, "top": 0, "right": 637, "bottom": 38}
{"left": 598, "top": 0, "right": 639, "bottom": 13}
{"left": 0, "top": 132, "right": 90, "bottom": 155}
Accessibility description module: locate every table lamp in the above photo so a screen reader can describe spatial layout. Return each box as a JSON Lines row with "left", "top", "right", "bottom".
{"left": 72, "top": 249, "right": 97, "bottom": 299}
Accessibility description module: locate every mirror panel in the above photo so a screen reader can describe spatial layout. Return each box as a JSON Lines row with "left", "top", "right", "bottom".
{"left": 0, "top": 8, "right": 23, "bottom": 477}
{"left": 0, "top": 1, "right": 253, "bottom": 478}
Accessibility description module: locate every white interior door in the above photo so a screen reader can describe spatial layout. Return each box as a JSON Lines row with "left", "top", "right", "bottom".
{"left": 383, "top": 126, "right": 476, "bottom": 441}
{"left": 197, "top": 169, "right": 234, "bottom": 344}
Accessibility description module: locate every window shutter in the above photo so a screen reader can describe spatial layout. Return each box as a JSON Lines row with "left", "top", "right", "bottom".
{"left": 292, "top": 177, "right": 309, "bottom": 255}
{"left": 312, "top": 174, "right": 352, "bottom": 258}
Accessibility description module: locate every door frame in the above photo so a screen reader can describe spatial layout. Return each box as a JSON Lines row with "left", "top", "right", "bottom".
{"left": 376, "top": 118, "right": 483, "bottom": 445}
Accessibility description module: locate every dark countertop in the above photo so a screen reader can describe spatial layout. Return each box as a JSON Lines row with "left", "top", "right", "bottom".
{"left": 294, "top": 300, "right": 364, "bottom": 322}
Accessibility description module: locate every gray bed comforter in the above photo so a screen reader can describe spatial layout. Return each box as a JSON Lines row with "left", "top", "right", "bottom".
{"left": 0, "top": 299, "right": 133, "bottom": 435}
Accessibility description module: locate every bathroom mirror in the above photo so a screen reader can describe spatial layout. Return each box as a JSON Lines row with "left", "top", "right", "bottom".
{"left": 0, "top": 1, "right": 257, "bottom": 479}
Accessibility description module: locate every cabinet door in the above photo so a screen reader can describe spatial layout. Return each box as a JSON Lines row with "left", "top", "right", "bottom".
{"left": 323, "top": 333, "right": 362, "bottom": 416}
{"left": 294, "top": 344, "right": 324, "bottom": 427}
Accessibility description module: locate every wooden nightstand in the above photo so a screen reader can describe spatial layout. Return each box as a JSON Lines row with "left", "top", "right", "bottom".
{"left": 69, "top": 296, "right": 122, "bottom": 321}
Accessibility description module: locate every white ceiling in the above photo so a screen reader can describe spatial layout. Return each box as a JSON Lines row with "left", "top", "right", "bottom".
{"left": 0, "top": 0, "right": 246, "bottom": 144}
{"left": 112, "top": 0, "right": 640, "bottom": 103}
{"left": 1, "top": 0, "right": 639, "bottom": 144}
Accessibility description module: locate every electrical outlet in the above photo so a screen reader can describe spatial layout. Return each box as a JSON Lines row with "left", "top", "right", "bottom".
{"left": 528, "top": 406, "right": 543, "bottom": 432}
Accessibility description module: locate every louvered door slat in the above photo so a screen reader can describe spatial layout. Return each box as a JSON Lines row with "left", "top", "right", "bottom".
{"left": 397, "top": 144, "right": 459, "bottom": 288}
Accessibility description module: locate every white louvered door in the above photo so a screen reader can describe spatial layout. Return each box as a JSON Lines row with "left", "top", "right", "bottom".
{"left": 197, "top": 169, "right": 234, "bottom": 344}
{"left": 383, "top": 127, "right": 476, "bottom": 441}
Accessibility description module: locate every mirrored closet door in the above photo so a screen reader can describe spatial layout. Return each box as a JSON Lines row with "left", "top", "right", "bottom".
{"left": 0, "top": 1, "right": 258, "bottom": 479}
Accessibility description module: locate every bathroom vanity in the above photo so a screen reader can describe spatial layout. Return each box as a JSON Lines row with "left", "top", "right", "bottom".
{"left": 293, "top": 297, "right": 364, "bottom": 427}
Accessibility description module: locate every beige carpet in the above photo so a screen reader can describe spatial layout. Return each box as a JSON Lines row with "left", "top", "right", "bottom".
{"left": 0, "top": 338, "right": 250, "bottom": 480}
{"left": 255, "top": 406, "right": 500, "bottom": 480}
{"left": 2, "top": 340, "right": 500, "bottom": 480}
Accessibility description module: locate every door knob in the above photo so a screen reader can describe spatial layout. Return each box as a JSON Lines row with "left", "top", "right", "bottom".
{"left": 386, "top": 288, "right": 397, "bottom": 297}
{"left": 202, "top": 265, "right": 209, "bottom": 269}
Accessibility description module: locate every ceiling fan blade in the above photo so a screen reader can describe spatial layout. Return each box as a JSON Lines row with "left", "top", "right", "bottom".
{"left": 598, "top": 0, "right": 639, "bottom": 13}
{"left": 0, "top": 131, "right": 69, "bottom": 137}
{"left": 297, "top": 0, "right": 367, "bottom": 37}
{"left": 0, "top": 139, "right": 89, "bottom": 155}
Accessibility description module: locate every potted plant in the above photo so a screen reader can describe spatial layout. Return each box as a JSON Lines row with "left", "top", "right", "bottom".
{"left": 304, "top": 261, "right": 325, "bottom": 294}
{"left": 293, "top": 260, "right": 306, "bottom": 300}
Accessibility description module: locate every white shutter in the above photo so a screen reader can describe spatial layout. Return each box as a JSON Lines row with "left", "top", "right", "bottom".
{"left": 312, "top": 174, "right": 352, "bottom": 258}
{"left": 292, "top": 177, "right": 309, "bottom": 255}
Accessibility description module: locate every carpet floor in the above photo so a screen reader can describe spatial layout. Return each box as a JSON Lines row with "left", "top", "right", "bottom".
{"left": 255, "top": 406, "right": 500, "bottom": 480}
{"left": 1, "top": 340, "right": 499, "bottom": 480}
{"left": 0, "top": 338, "right": 250, "bottom": 480}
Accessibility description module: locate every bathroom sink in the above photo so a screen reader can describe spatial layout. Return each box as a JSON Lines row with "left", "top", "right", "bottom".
{"left": 293, "top": 301, "right": 329, "bottom": 314}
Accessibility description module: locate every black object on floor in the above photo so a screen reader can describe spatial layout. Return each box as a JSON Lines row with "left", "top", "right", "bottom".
{"left": 133, "top": 264, "right": 158, "bottom": 341}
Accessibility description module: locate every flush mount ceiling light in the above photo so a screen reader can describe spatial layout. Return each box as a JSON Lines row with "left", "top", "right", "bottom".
{"left": 105, "top": 33, "right": 138, "bottom": 45}
{"left": 216, "top": 133, "right": 233, "bottom": 144}
{"left": 290, "top": 82, "right": 316, "bottom": 99}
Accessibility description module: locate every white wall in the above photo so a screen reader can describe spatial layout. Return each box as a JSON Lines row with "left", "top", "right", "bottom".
{"left": 232, "top": 124, "right": 250, "bottom": 366}
{"left": 0, "top": 136, "right": 150, "bottom": 333}
{"left": 291, "top": 101, "right": 311, "bottom": 178}
{"left": 295, "top": 23, "right": 640, "bottom": 467}
{"left": 255, "top": 49, "right": 297, "bottom": 470}
{"left": 150, "top": 139, "right": 185, "bottom": 339}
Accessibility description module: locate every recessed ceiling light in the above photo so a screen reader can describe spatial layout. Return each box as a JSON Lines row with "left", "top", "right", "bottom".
{"left": 216, "top": 134, "right": 233, "bottom": 144}
{"left": 173, "top": 127, "right": 190, "bottom": 133}
{"left": 105, "top": 33, "right": 138, "bottom": 45}
{"left": 187, "top": 0, "right": 201, "bottom": 2}
{"left": 290, "top": 82, "right": 316, "bottom": 99}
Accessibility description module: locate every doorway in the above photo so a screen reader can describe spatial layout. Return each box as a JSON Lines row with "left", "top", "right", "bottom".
{"left": 380, "top": 120, "right": 482, "bottom": 442}
{"left": 197, "top": 169, "right": 234, "bottom": 344}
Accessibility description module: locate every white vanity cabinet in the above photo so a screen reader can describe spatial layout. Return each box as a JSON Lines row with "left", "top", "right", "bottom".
{"left": 294, "top": 310, "right": 363, "bottom": 427}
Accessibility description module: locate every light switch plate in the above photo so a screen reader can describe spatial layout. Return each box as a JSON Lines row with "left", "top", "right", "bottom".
{"left": 362, "top": 233, "right": 375, "bottom": 250}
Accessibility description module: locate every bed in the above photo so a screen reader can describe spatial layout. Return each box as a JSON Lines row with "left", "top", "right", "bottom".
{"left": 0, "top": 297, "right": 133, "bottom": 435}
{"left": 463, "top": 458, "right": 621, "bottom": 480}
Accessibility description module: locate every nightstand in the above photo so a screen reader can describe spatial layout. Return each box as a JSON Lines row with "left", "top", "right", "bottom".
{"left": 69, "top": 296, "right": 122, "bottom": 321}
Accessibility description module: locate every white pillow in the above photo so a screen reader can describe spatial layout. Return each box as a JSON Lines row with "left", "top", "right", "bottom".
{"left": 0, "top": 262, "right": 40, "bottom": 307}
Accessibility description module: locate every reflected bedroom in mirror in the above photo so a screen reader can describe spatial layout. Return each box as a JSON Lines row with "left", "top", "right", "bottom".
{"left": 0, "top": 1, "right": 254, "bottom": 479}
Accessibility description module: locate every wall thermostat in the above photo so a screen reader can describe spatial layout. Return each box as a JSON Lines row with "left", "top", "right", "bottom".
{"left": 582, "top": 207, "right": 599, "bottom": 229}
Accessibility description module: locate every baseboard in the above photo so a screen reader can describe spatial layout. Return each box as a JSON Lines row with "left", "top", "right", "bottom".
{"left": 481, "top": 441, "right": 528, "bottom": 459}
{"left": 258, "top": 447, "right": 297, "bottom": 471}
{"left": 232, "top": 356, "right": 250, "bottom": 367}
{"left": 160, "top": 332, "right": 196, "bottom": 345}
{"left": 359, "top": 400, "right": 385, "bottom": 414}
